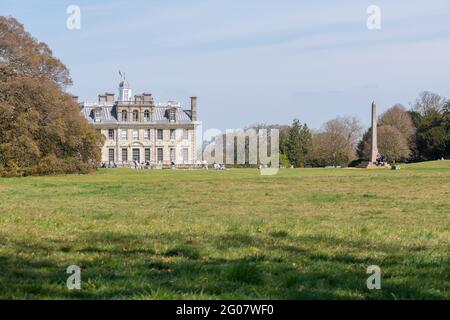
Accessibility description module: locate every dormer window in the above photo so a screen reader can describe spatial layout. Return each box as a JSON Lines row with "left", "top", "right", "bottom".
{"left": 169, "top": 109, "right": 176, "bottom": 122}
{"left": 144, "top": 110, "right": 150, "bottom": 122}
{"left": 94, "top": 109, "right": 101, "bottom": 122}
{"left": 133, "top": 110, "right": 139, "bottom": 122}
{"left": 121, "top": 110, "right": 128, "bottom": 121}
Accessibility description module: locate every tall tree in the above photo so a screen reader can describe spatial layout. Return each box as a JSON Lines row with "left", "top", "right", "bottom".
{"left": 308, "top": 116, "right": 362, "bottom": 167}
{"left": 284, "top": 119, "right": 311, "bottom": 167}
{"left": 379, "top": 104, "right": 416, "bottom": 149}
{"left": 0, "top": 16, "right": 103, "bottom": 176}
{"left": 410, "top": 92, "right": 449, "bottom": 160}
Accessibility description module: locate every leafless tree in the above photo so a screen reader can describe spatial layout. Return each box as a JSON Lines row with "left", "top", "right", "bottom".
{"left": 379, "top": 104, "right": 416, "bottom": 150}
{"left": 411, "top": 91, "right": 447, "bottom": 115}
{"left": 308, "top": 116, "right": 362, "bottom": 167}
{"left": 377, "top": 125, "right": 411, "bottom": 162}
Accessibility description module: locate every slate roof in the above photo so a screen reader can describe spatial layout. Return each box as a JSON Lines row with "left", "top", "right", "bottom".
{"left": 81, "top": 104, "right": 193, "bottom": 124}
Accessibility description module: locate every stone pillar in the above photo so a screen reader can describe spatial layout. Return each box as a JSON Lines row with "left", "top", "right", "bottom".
{"left": 371, "top": 101, "right": 378, "bottom": 163}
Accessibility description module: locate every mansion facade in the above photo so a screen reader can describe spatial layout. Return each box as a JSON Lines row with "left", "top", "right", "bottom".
{"left": 78, "top": 80, "right": 199, "bottom": 166}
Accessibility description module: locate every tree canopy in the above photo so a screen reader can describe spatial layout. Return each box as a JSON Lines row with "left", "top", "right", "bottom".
{"left": 0, "top": 16, "right": 103, "bottom": 176}
{"left": 308, "top": 116, "right": 362, "bottom": 167}
{"left": 410, "top": 92, "right": 449, "bottom": 160}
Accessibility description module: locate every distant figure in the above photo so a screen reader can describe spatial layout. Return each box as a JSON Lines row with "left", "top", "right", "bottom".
{"left": 376, "top": 154, "right": 386, "bottom": 166}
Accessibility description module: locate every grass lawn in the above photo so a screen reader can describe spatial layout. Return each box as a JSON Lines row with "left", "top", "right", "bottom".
{"left": 0, "top": 161, "right": 449, "bottom": 299}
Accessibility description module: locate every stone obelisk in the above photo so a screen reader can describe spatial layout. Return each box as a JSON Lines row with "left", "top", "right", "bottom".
{"left": 370, "top": 101, "right": 378, "bottom": 164}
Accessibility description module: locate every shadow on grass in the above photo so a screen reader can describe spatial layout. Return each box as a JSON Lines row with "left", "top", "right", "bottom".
{"left": 0, "top": 231, "right": 447, "bottom": 299}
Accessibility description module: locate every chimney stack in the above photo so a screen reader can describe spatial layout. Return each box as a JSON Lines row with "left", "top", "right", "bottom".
{"left": 71, "top": 95, "right": 79, "bottom": 104}
{"left": 98, "top": 94, "right": 107, "bottom": 104}
{"left": 143, "top": 93, "right": 153, "bottom": 103}
{"left": 190, "top": 96, "right": 197, "bottom": 121}
{"left": 105, "top": 93, "right": 115, "bottom": 103}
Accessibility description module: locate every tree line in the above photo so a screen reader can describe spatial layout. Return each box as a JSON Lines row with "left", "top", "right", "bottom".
{"left": 278, "top": 91, "right": 449, "bottom": 168}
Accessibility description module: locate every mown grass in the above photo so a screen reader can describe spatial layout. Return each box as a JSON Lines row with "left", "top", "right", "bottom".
{"left": 0, "top": 161, "right": 449, "bottom": 299}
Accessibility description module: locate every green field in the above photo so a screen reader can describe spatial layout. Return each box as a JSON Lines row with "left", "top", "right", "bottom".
{"left": 0, "top": 161, "right": 449, "bottom": 299}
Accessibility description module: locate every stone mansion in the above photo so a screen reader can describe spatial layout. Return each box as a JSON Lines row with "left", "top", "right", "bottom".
{"left": 78, "top": 79, "right": 199, "bottom": 166}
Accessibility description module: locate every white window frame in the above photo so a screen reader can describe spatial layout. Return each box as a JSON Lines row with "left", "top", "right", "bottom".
{"left": 144, "top": 110, "right": 150, "bottom": 122}
{"left": 132, "top": 148, "right": 140, "bottom": 162}
{"left": 122, "top": 148, "right": 128, "bottom": 162}
{"left": 157, "top": 148, "right": 164, "bottom": 163}
{"left": 94, "top": 109, "right": 101, "bottom": 122}
{"left": 132, "top": 129, "right": 139, "bottom": 140}
{"left": 121, "top": 129, "right": 128, "bottom": 140}
{"left": 169, "top": 110, "right": 176, "bottom": 122}
{"left": 109, "top": 149, "right": 115, "bottom": 162}
{"left": 157, "top": 129, "right": 163, "bottom": 140}
{"left": 144, "top": 129, "right": 150, "bottom": 140}
{"left": 133, "top": 110, "right": 139, "bottom": 122}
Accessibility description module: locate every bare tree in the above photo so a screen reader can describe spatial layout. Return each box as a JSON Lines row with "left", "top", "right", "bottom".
{"left": 323, "top": 116, "right": 362, "bottom": 147}
{"left": 308, "top": 116, "right": 362, "bottom": 167}
{"left": 379, "top": 105, "right": 415, "bottom": 138}
{"left": 412, "top": 91, "right": 447, "bottom": 115}
{"left": 359, "top": 125, "right": 412, "bottom": 162}
{"left": 378, "top": 125, "right": 411, "bottom": 162}
{"left": 379, "top": 104, "right": 416, "bottom": 150}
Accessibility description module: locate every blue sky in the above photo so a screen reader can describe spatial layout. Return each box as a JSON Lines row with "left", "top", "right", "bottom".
{"left": 2, "top": 0, "right": 450, "bottom": 130}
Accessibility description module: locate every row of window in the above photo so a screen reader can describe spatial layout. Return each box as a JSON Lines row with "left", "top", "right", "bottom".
{"left": 107, "top": 128, "right": 189, "bottom": 141}
{"left": 120, "top": 109, "right": 176, "bottom": 122}
{"left": 108, "top": 147, "right": 189, "bottom": 163}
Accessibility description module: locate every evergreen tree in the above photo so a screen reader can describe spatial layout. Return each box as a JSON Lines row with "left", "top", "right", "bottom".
{"left": 411, "top": 92, "right": 449, "bottom": 160}
{"left": 284, "top": 119, "right": 311, "bottom": 167}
